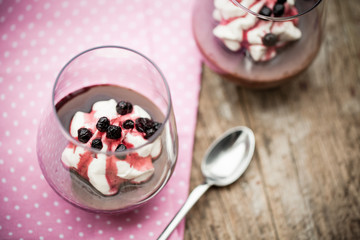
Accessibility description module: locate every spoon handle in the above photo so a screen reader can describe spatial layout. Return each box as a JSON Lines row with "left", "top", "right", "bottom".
{"left": 157, "top": 183, "right": 211, "bottom": 240}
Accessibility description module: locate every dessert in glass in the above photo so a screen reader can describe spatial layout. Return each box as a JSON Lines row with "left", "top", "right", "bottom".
{"left": 36, "top": 46, "right": 178, "bottom": 213}
{"left": 192, "top": 0, "right": 327, "bottom": 88}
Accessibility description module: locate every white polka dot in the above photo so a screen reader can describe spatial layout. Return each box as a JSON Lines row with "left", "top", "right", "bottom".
{"left": 34, "top": 203, "right": 39, "bottom": 208}
{"left": 36, "top": 13, "right": 42, "bottom": 20}
{"left": 1, "top": 178, "right": 6, "bottom": 183}
{"left": 23, "top": 195, "right": 28, "bottom": 200}
{"left": 17, "top": 223, "right": 22, "bottom": 228}
{"left": 106, "top": 220, "right": 111, "bottom": 225}
{"left": 12, "top": 186, "right": 17, "bottom": 192}
{"left": 137, "top": 224, "right": 142, "bottom": 228}
{"left": 129, "top": 235, "right": 134, "bottom": 239}
{"left": 6, "top": 215, "right": 11, "bottom": 220}
{"left": 44, "top": 2, "right": 51, "bottom": 9}
{"left": 98, "top": 230, "right": 103, "bottom": 234}
{"left": 54, "top": 11, "right": 61, "bottom": 18}
{"left": 48, "top": 228, "right": 53, "bottom": 232}
{"left": 149, "top": 232, "right": 154, "bottom": 237}
{"left": 14, "top": 205, "right": 20, "bottom": 210}
{"left": 9, "top": 167, "right": 14, "bottom": 173}
{"left": 117, "top": 227, "right": 122, "bottom": 231}
{"left": 45, "top": 211, "right": 50, "bottom": 216}
{"left": 3, "top": 197, "right": 8, "bottom": 202}
{"left": 87, "top": 224, "right": 91, "bottom": 228}
{"left": 10, "top": 24, "right": 16, "bottom": 31}
{"left": 68, "top": 226, "right": 72, "bottom": 230}
{"left": 37, "top": 221, "right": 42, "bottom": 225}
{"left": 76, "top": 217, "right": 81, "bottom": 221}
{"left": 65, "top": 209, "right": 70, "bottom": 214}
{"left": 79, "top": 232, "right": 84, "bottom": 237}
{"left": 56, "top": 219, "right": 61, "bottom": 223}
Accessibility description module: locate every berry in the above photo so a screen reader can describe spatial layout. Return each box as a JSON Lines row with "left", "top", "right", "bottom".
{"left": 115, "top": 144, "right": 127, "bottom": 159}
{"left": 135, "top": 118, "right": 154, "bottom": 132}
{"left": 144, "top": 128, "right": 156, "bottom": 139}
{"left": 153, "top": 122, "right": 162, "bottom": 131}
{"left": 91, "top": 138, "right": 103, "bottom": 150}
{"left": 115, "top": 144, "right": 127, "bottom": 152}
{"left": 277, "top": 0, "right": 287, "bottom": 4}
{"left": 262, "top": 33, "right": 278, "bottom": 47}
{"left": 116, "top": 101, "right": 133, "bottom": 115}
{"left": 106, "top": 125, "right": 122, "bottom": 139}
{"left": 135, "top": 118, "right": 162, "bottom": 139}
{"left": 259, "top": 6, "right": 272, "bottom": 17}
{"left": 273, "top": 3, "right": 285, "bottom": 17}
{"left": 122, "top": 119, "right": 134, "bottom": 129}
{"left": 96, "top": 117, "right": 110, "bottom": 132}
{"left": 77, "top": 128, "right": 93, "bottom": 143}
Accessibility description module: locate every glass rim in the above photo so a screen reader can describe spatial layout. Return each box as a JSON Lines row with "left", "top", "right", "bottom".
{"left": 52, "top": 45, "right": 172, "bottom": 156}
{"left": 229, "top": 0, "right": 323, "bottom": 21}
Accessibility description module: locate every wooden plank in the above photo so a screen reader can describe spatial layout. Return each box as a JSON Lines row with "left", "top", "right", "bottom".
{"left": 184, "top": 0, "right": 360, "bottom": 239}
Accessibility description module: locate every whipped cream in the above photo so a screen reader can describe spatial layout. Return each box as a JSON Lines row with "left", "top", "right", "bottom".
{"left": 61, "top": 99, "right": 162, "bottom": 196}
{"left": 213, "top": 0, "right": 301, "bottom": 61}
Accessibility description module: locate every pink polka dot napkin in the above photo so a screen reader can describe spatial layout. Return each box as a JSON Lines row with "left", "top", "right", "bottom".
{"left": 0, "top": 0, "right": 202, "bottom": 239}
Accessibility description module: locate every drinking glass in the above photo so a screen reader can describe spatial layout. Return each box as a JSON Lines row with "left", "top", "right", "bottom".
{"left": 193, "top": 0, "right": 327, "bottom": 88}
{"left": 36, "top": 46, "right": 178, "bottom": 213}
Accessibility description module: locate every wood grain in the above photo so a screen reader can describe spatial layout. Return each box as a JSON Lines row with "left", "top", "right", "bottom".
{"left": 184, "top": 0, "right": 360, "bottom": 239}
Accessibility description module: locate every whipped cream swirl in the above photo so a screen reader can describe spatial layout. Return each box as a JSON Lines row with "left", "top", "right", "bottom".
{"left": 61, "top": 99, "right": 162, "bottom": 196}
{"left": 213, "top": 0, "right": 301, "bottom": 61}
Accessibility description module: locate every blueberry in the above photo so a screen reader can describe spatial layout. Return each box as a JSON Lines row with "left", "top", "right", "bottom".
{"left": 277, "top": 0, "right": 287, "bottom": 4}
{"left": 273, "top": 3, "right": 285, "bottom": 17}
{"left": 115, "top": 144, "right": 127, "bottom": 152}
{"left": 106, "top": 125, "right": 122, "bottom": 139}
{"left": 77, "top": 128, "right": 93, "bottom": 143}
{"left": 91, "top": 138, "right": 103, "bottom": 150}
{"left": 259, "top": 6, "right": 272, "bottom": 17}
{"left": 144, "top": 128, "right": 156, "bottom": 139}
{"left": 96, "top": 117, "right": 110, "bottom": 132}
{"left": 116, "top": 101, "right": 133, "bottom": 115}
{"left": 262, "top": 33, "right": 278, "bottom": 47}
{"left": 115, "top": 144, "right": 127, "bottom": 159}
{"left": 122, "top": 119, "right": 134, "bottom": 129}
{"left": 135, "top": 118, "right": 154, "bottom": 132}
{"left": 153, "top": 122, "right": 162, "bottom": 131}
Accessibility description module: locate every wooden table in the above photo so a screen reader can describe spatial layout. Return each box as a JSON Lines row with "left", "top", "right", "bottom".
{"left": 184, "top": 0, "right": 360, "bottom": 239}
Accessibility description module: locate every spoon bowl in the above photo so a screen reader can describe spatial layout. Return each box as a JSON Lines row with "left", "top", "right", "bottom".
{"left": 202, "top": 126, "right": 255, "bottom": 186}
{"left": 158, "top": 126, "right": 255, "bottom": 240}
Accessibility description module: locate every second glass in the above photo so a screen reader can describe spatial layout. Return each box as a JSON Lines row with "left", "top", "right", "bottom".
{"left": 193, "top": 0, "right": 327, "bottom": 88}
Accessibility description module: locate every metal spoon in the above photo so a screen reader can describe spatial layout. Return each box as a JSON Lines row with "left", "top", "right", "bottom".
{"left": 158, "top": 126, "right": 255, "bottom": 240}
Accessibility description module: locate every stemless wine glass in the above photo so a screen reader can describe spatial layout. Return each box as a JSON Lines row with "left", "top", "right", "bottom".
{"left": 36, "top": 46, "right": 178, "bottom": 213}
{"left": 192, "top": 0, "right": 327, "bottom": 88}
